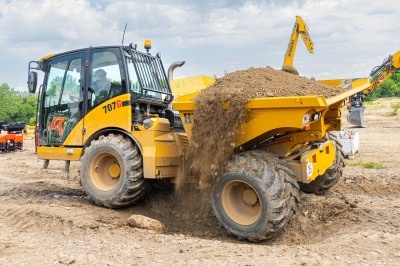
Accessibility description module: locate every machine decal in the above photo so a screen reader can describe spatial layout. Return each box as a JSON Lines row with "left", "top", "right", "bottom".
{"left": 302, "top": 113, "right": 310, "bottom": 125}
{"left": 102, "top": 100, "right": 129, "bottom": 114}
{"left": 306, "top": 160, "right": 313, "bottom": 177}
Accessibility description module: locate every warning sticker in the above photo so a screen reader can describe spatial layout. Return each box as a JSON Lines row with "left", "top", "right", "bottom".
{"left": 306, "top": 161, "right": 313, "bottom": 177}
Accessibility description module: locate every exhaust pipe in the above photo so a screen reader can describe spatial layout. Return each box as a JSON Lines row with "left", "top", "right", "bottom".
{"left": 168, "top": 61, "right": 185, "bottom": 85}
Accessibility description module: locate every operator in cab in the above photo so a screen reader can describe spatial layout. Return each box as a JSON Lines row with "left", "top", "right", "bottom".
{"left": 92, "top": 69, "right": 111, "bottom": 105}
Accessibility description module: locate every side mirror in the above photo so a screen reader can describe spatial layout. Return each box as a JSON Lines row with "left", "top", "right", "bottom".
{"left": 28, "top": 71, "right": 37, "bottom": 93}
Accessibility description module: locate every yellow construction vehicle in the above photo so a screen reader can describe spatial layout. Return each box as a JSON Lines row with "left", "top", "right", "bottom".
{"left": 282, "top": 16, "right": 314, "bottom": 73}
{"left": 28, "top": 43, "right": 400, "bottom": 242}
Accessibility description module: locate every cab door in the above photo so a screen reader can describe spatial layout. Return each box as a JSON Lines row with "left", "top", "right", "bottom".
{"left": 82, "top": 47, "right": 130, "bottom": 144}
{"left": 38, "top": 52, "right": 85, "bottom": 146}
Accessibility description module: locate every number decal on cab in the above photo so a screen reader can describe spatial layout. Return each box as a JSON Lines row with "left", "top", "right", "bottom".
{"left": 102, "top": 100, "right": 122, "bottom": 114}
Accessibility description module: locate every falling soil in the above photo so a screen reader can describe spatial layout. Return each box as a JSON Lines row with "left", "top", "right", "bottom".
{"left": 187, "top": 67, "right": 345, "bottom": 187}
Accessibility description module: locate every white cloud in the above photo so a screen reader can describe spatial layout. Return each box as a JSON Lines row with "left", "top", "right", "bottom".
{"left": 0, "top": 0, "right": 399, "bottom": 89}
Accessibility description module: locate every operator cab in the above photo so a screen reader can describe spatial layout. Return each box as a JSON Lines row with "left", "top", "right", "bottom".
{"left": 28, "top": 42, "right": 177, "bottom": 147}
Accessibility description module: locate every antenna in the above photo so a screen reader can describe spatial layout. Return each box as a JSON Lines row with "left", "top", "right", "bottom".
{"left": 121, "top": 22, "right": 127, "bottom": 45}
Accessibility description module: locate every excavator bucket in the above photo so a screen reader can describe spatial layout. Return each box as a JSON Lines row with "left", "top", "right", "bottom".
{"left": 347, "top": 106, "right": 367, "bottom": 128}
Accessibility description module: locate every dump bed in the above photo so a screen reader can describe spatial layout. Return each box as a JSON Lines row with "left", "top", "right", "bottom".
{"left": 172, "top": 80, "right": 371, "bottom": 154}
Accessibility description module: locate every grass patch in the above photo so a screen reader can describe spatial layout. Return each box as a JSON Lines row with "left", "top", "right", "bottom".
{"left": 363, "top": 101, "right": 386, "bottom": 108}
{"left": 388, "top": 102, "right": 400, "bottom": 116}
{"left": 347, "top": 161, "right": 384, "bottom": 169}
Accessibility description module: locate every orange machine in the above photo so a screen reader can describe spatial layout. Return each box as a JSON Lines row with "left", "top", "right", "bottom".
{"left": 0, "top": 133, "right": 23, "bottom": 152}
{"left": 0, "top": 122, "right": 25, "bottom": 152}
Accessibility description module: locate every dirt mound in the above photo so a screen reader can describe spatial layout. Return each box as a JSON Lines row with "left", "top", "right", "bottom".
{"left": 187, "top": 67, "right": 345, "bottom": 187}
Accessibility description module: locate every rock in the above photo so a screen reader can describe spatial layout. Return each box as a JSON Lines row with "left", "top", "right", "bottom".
{"left": 127, "top": 215, "right": 164, "bottom": 232}
{"left": 63, "top": 228, "right": 71, "bottom": 236}
{"left": 58, "top": 253, "right": 75, "bottom": 265}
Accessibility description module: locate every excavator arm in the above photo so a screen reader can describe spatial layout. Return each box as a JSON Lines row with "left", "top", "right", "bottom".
{"left": 283, "top": 16, "right": 314, "bottom": 68}
{"left": 327, "top": 50, "right": 400, "bottom": 128}
{"left": 367, "top": 50, "right": 400, "bottom": 93}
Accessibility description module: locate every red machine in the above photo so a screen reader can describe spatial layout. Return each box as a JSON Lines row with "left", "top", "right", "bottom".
{"left": 0, "top": 122, "right": 25, "bottom": 152}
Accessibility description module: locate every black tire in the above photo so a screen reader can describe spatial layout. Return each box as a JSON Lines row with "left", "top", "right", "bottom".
{"left": 211, "top": 150, "right": 300, "bottom": 242}
{"left": 80, "top": 133, "right": 147, "bottom": 208}
{"left": 299, "top": 140, "right": 345, "bottom": 195}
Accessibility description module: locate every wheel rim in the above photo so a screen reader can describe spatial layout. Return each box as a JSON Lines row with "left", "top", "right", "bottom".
{"left": 221, "top": 180, "right": 261, "bottom": 226}
{"left": 90, "top": 152, "right": 121, "bottom": 191}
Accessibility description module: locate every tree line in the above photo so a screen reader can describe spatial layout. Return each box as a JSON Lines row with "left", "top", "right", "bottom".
{"left": 1, "top": 72, "right": 399, "bottom": 126}
{"left": 367, "top": 72, "right": 400, "bottom": 100}
{"left": 0, "top": 83, "right": 37, "bottom": 125}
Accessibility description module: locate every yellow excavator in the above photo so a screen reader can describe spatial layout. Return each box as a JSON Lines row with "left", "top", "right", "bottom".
{"left": 282, "top": 16, "right": 314, "bottom": 74}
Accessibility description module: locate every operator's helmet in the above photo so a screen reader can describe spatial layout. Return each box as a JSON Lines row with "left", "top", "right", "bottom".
{"left": 95, "top": 69, "right": 107, "bottom": 79}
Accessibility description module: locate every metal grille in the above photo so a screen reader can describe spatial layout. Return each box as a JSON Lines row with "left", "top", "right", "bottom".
{"left": 130, "top": 51, "right": 172, "bottom": 96}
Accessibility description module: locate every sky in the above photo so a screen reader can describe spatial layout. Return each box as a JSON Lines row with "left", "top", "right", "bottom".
{"left": 0, "top": 0, "right": 399, "bottom": 91}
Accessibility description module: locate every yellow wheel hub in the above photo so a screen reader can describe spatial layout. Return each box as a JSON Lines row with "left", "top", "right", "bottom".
{"left": 109, "top": 163, "right": 121, "bottom": 178}
{"left": 221, "top": 180, "right": 261, "bottom": 226}
{"left": 243, "top": 188, "right": 258, "bottom": 206}
{"left": 90, "top": 152, "right": 121, "bottom": 191}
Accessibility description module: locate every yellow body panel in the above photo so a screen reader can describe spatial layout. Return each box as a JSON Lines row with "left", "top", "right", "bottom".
{"left": 170, "top": 75, "right": 215, "bottom": 101}
{"left": 83, "top": 94, "right": 131, "bottom": 144}
{"left": 37, "top": 146, "right": 83, "bottom": 161}
{"left": 286, "top": 140, "right": 335, "bottom": 183}
{"left": 63, "top": 120, "right": 84, "bottom": 146}
{"left": 131, "top": 118, "right": 181, "bottom": 179}
{"left": 318, "top": 78, "right": 367, "bottom": 88}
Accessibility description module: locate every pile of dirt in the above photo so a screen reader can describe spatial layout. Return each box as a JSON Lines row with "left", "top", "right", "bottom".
{"left": 187, "top": 67, "right": 345, "bottom": 187}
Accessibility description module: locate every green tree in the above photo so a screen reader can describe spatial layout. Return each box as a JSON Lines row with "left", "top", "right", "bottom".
{"left": 0, "top": 83, "right": 20, "bottom": 123}
{"left": 12, "top": 95, "right": 37, "bottom": 124}
{"left": 368, "top": 72, "right": 400, "bottom": 100}
{"left": 0, "top": 83, "right": 38, "bottom": 125}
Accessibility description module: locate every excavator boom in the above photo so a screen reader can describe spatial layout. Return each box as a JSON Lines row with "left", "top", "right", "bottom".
{"left": 283, "top": 16, "right": 314, "bottom": 68}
